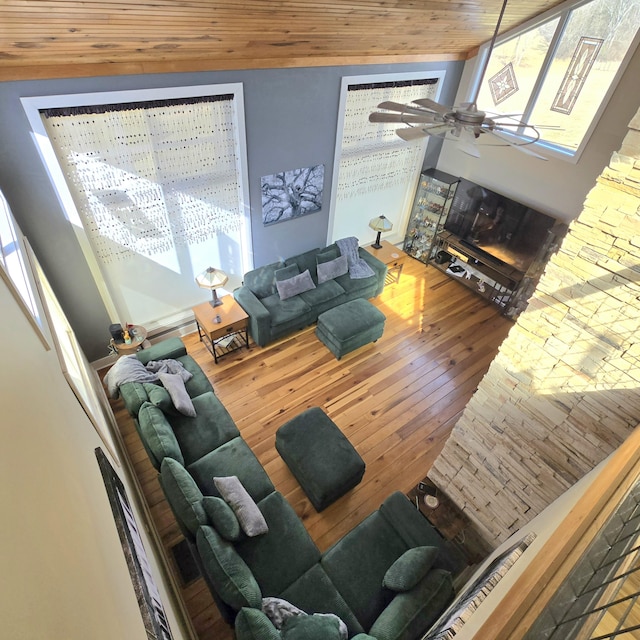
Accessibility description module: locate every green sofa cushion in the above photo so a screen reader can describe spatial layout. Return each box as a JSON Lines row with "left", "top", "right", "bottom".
{"left": 368, "top": 569, "right": 454, "bottom": 640}
{"left": 279, "top": 564, "right": 363, "bottom": 637}
{"left": 202, "top": 496, "right": 242, "bottom": 541}
{"left": 187, "top": 436, "right": 275, "bottom": 501}
{"left": 316, "top": 246, "right": 339, "bottom": 264}
{"left": 137, "top": 402, "right": 184, "bottom": 468}
{"left": 196, "top": 525, "right": 262, "bottom": 610}
{"left": 281, "top": 614, "right": 342, "bottom": 640}
{"left": 234, "top": 608, "right": 280, "bottom": 640}
{"left": 143, "top": 382, "right": 173, "bottom": 413}
{"left": 235, "top": 491, "right": 320, "bottom": 596}
{"left": 275, "top": 264, "right": 300, "bottom": 281}
{"left": 383, "top": 547, "right": 440, "bottom": 592}
{"left": 260, "top": 293, "right": 312, "bottom": 327}
{"left": 321, "top": 510, "right": 408, "bottom": 631}
{"left": 178, "top": 354, "right": 214, "bottom": 398}
{"left": 285, "top": 247, "right": 321, "bottom": 282}
{"left": 244, "top": 261, "right": 285, "bottom": 299}
{"left": 159, "top": 457, "right": 207, "bottom": 535}
{"left": 379, "top": 491, "right": 445, "bottom": 550}
{"left": 299, "top": 279, "right": 345, "bottom": 309}
{"left": 135, "top": 337, "right": 186, "bottom": 364}
{"left": 119, "top": 381, "right": 149, "bottom": 417}
{"left": 170, "top": 391, "right": 240, "bottom": 465}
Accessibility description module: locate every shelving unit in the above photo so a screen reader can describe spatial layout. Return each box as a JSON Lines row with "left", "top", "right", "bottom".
{"left": 431, "top": 223, "right": 567, "bottom": 319}
{"left": 403, "top": 168, "right": 460, "bottom": 264}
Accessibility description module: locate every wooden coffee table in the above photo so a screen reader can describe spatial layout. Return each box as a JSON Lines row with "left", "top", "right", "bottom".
{"left": 192, "top": 295, "right": 249, "bottom": 363}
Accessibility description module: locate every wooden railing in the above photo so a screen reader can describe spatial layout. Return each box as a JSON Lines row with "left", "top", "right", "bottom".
{"left": 475, "top": 424, "right": 640, "bottom": 639}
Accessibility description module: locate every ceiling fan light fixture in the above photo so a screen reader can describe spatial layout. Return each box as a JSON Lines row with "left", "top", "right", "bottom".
{"left": 367, "top": 0, "right": 546, "bottom": 160}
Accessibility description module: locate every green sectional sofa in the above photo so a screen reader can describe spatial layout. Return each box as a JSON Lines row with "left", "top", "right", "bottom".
{"left": 233, "top": 242, "right": 387, "bottom": 347}
{"left": 110, "top": 337, "right": 460, "bottom": 640}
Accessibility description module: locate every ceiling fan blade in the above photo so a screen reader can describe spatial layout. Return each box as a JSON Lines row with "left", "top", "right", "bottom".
{"left": 376, "top": 101, "right": 433, "bottom": 116}
{"left": 395, "top": 127, "right": 430, "bottom": 141}
{"left": 488, "top": 129, "right": 548, "bottom": 160}
{"left": 369, "top": 112, "right": 440, "bottom": 124}
{"left": 412, "top": 98, "right": 450, "bottom": 115}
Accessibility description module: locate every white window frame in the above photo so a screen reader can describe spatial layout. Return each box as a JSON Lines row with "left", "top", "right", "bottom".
{"left": 0, "top": 192, "right": 49, "bottom": 349}
{"left": 468, "top": 0, "right": 640, "bottom": 163}
{"left": 20, "top": 84, "right": 253, "bottom": 325}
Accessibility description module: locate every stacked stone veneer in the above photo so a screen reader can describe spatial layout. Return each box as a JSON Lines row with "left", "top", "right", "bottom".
{"left": 428, "top": 109, "right": 640, "bottom": 547}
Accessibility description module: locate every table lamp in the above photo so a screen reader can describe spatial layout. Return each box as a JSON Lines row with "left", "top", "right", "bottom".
{"left": 196, "top": 267, "right": 228, "bottom": 307}
{"left": 369, "top": 215, "right": 393, "bottom": 249}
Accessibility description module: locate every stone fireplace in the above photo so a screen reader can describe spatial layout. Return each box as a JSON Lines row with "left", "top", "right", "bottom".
{"left": 429, "top": 109, "right": 640, "bottom": 547}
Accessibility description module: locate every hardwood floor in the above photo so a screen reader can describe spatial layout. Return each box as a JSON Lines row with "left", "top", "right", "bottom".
{"left": 108, "top": 256, "right": 513, "bottom": 640}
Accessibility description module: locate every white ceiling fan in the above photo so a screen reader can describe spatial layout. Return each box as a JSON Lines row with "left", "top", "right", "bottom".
{"left": 368, "top": 0, "right": 547, "bottom": 160}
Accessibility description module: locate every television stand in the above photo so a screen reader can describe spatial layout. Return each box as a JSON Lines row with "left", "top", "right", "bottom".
{"left": 431, "top": 231, "right": 526, "bottom": 316}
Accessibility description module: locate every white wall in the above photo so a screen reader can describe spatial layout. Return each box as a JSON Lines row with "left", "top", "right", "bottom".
{"left": 0, "top": 278, "right": 190, "bottom": 639}
{"left": 437, "top": 45, "right": 640, "bottom": 223}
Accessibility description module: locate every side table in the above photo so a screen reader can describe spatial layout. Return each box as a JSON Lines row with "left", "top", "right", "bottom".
{"left": 407, "top": 477, "right": 491, "bottom": 564}
{"left": 364, "top": 239, "right": 407, "bottom": 285}
{"left": 192, "top": 296, "right": 249, "bottom": 363}
{"left": 110, "top": 324, "right": 149, "bottom": 355}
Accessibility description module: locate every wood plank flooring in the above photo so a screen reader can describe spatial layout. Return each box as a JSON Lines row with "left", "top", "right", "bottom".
{"left": 108, "top": 256, "right": 513, "bottom": 640}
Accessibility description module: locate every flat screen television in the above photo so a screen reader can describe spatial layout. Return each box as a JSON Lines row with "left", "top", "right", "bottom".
{"left": 444, "top": 178, "right": 558, "bottom": 273}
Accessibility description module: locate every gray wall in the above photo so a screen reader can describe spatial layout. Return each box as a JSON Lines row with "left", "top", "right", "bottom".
{"left": 0, "top": 60, "right": 463, "bottom": 361}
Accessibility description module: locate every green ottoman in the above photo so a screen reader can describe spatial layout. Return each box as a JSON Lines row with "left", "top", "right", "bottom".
{"left": 316, "top": 299, "right": 386, "bottom": 360}
{"left": 275, "top": 407, "right": 365, "bottom": 512}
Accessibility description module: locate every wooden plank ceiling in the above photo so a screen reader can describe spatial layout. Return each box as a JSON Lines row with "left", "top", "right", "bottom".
{"left": 0, "top": 0, "right": 566, "bottom": 81}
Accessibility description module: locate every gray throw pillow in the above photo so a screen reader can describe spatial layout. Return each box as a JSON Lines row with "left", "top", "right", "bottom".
{"left": 275, "top": 269, "right": 316, "bottom": 300}
{"left": 157, "top": 371, "right": 196, "bottom": 417}
{"left": 383, "top": 546, "right": 440, "bottom": 592}
{"left": 317, "top": 255, "right": 348, "bottom": 283}
{"left": 214, "top": 475, "right": 269, "bottom": 537}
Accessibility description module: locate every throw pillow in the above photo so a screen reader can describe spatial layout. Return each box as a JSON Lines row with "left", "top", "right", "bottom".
{"left": 275, "top": 264, "right": 300, "bottom": 282}
{"left": 157, "top": 371, "right": 197, "bottom": 417}
{"left": 316, "top": 247, "right": 339, "bottom": 264}
{"left": 143, "top": 382, "right": 173, "bottom": 414}
{"left": 316, "top": 254, "right": 348, "bottom": 283}
{"left": 159, "top": 457, "right": 207, "bottom": 535}
{"left": 281, "top": 614, "right": 342, "bottom": 640}
{"left": 137, "top": 402, "right": 184, "bottom": 468}
{"left": 196, "top": 525, "right": 262, "bottom": 610}
{"left": 202, "top": 496, "right": 242, "bottom": 541}
{"left": 235, "top": 608, "right": 281, "bottom": 640}
{"left": 383, "top": 546, "right": 440, "bottom": 592}
{"left": 275, "top": 269, "right": 316, "bottom": 301}
{"left": 262, "top": 596, "right": 305, "bottom": 629}
{"left": 214, "top": 475, "right": 269, "bottom": 537}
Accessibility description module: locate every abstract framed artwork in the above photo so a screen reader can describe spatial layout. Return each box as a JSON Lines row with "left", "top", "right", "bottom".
{"left": 261, "top": 164, "right": 324, "bottom": 225}
{"left": 96, "top": 447, "right": 174, "bottom": 640}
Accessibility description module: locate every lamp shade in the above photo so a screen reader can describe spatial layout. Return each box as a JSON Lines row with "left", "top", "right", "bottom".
{"left": 368, "top": 215, "right": 393, "bottom": 249}
{"left": 196, "top": 267, "right": 228, "bottom": 307}
{"left": 369, "top": 215, "right": 393, "bottom": 233}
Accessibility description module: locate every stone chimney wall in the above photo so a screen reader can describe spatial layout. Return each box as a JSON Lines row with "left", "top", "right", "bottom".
{"left": 428, "top": 109, "right": 640, "bottom": 547}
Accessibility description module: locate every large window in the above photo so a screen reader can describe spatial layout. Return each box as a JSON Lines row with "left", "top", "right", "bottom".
{"left": 22, "top": 85, "right": 251, "bottom": 334}
{"left": 476, "top": 0, "right": 640, "bottom": 160}
{"left": 0, "top": 190, "right": 48, "bottom": 347}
